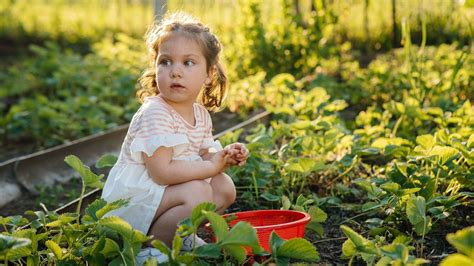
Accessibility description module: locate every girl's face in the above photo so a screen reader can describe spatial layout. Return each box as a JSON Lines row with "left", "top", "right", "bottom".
{"left": 155, "top": 33, "right": 211, "bottom": 108}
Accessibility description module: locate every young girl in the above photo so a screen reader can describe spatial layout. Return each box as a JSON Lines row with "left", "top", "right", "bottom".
{"left": 101, "top": 12, "right": 248, "bottom": 262}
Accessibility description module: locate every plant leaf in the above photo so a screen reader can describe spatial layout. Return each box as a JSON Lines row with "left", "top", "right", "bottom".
{"left": 223, "top": 244, "right": 247, "bottom": 263}
{"left": 45, "top": 240, "right": 63, "bottom": 260}
{"left": 281, "top": 196, "right": 291, "bottom": 210}
{"left": 446, "top": 226, "right": 474, "bottom": 259}
{"left": 95, "top": 154, "right": 118, "bottom": 168}
{"left": 194, "top": 243, "right": 221, "bottom": 258}
{"left": 99, "top": 216, "right": 133, "bottom": 240}
{"left": 416, "top": 135, "right": 436, "bottom": 151}
{"left": 277, "top": 238, "right": 320, "bottom": 261}
{"left": 342, "top": 239, "right": 356, "bottom": 257}
{"left": 172, "top": 234, "right": 182, "bottom": 259}
{"left": 306, "top": 221, "right": 324, "bottom": 236}
{"left": 64, "top": 155, "right": 104, "bottom": 189}
{"left": 0, "top": 234, "right": 31, "bottom": 259}
{"left": 203, "top": 211, "right": 228, "bottom": 243}
{"left": 340, "top": 225, "right": 379, "bottom": 255}
{"left": 308, "top": 206, "right": 327, "bottom": 223}
{"left": 270, "top": 231, "right": 286, "bottom": 255}
{"left": 406, "top": 195, "right": 431, "bottom": 236}
{"left": 260, "top": 192, "right": 280, "bottom": 202}
{"left": 101, "top": 238, "right": 121, "bottom": 258}
{"left": 220, "top": 222, "right": 262, "bottom": 253}
{"left": 440, "top": 253, "right": 473, "bottom": 266}
{"left": 191, "top": 202, "right": 217, "bottom": 229}
{"left": 151, "top": 239, "right": 171, "bottom": 257}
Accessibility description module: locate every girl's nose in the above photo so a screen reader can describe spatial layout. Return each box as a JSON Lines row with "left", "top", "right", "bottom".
{"left": 170, "top": 66, "right": 182, "bottom": 78}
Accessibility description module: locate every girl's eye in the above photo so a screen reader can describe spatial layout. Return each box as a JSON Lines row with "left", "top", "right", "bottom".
{"left": 158, "top": 59, "right": 171, "bottom": 66}
{"left": 184, "top": 60, "right": 195, "bottom": 66}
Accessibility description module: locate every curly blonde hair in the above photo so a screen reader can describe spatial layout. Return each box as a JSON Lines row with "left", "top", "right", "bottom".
{"left": 137, "top": 12, "right": 228, "bottom": 112}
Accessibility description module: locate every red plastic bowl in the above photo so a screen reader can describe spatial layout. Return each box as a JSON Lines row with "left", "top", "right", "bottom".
{"left": 207, "top": 210, "right": 311, "bottom": 253}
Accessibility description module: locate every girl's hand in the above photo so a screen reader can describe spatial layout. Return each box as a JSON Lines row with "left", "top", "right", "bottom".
{"left": 224, "top": 143, "right": 249, "bottom": 167}
{"left": 210, "top": 150, "right": 231, "bottom": 173}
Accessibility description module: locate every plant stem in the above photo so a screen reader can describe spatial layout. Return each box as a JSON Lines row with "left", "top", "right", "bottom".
{"left": 76, "top": 181, "right": 86, "bottom": 224}
{"left": 260, "top": 257, "right": 273, "bottom": 265}
{"left": 251, "top": 173, "right": 259, "bottom": 200}
{"left": 391, "top": 114, "right": 404, "bottom": 138}
{"left": 349, "top": 255, "right": 355, "bottom": 266}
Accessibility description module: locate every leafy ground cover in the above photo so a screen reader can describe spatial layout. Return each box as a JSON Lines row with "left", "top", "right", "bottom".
{"left": 0, "top": 1, "right": 472, "bottom": 264}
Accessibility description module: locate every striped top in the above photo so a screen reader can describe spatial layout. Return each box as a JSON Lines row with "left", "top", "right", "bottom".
{"left": 116, "top": 95, "right": 218, "bottom": 165}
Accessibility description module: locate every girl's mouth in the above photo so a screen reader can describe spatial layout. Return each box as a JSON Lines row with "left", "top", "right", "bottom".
{"left": 170, "top": 83, "right": 185, "bottom": 89}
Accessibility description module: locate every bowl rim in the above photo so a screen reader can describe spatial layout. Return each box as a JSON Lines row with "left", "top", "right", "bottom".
{"left": 221, "top": 209, "right": 311, "bottom": 231}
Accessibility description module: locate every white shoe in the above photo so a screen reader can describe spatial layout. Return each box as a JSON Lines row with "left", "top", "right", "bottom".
{"left": 181, "top": 234, "right": 207, "bottom": 251}
{"left": 136, "top": 247, "right": 169, "bottom": 265}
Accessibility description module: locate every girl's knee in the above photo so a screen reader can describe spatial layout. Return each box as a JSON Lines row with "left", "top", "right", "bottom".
{"left": 216, "top": 174, "right": 237, "bottom": 204}
{"left": 224, "top": 182, "right": 236, "bottom": 204}
{"left": 184, "top": 180, "right": 213, "bottom": 204}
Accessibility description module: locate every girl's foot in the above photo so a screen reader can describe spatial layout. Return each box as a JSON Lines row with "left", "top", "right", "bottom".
{"left": 181, "top": 234, "right": 207, "bottom": 251}
{"left": 136, "top": 247, "right": 169, "bottom": 265}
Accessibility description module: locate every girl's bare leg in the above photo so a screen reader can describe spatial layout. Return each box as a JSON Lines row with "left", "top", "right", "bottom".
{"left": 148, "top": 180, "right": 213, "bottom": 246}
{"left": 210, "top": 173, "right": 236, "bottom": 214}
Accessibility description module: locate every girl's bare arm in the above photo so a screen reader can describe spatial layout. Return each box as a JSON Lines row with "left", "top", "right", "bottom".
{"left": 143, "top": 146, "right": 228, "bottom": 185}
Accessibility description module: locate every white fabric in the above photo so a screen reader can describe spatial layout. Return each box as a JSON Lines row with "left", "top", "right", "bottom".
{"left": 102, "top": 138, "right": 223, "bottom": 234}
{"left": 130, "top": 134, "right": 189, "bottom": 162}
{"left": 101, "top": 96, "right": 223, "bottom": 235}
{"left": 136, "top": 247, "right": 169, "bottom": 265}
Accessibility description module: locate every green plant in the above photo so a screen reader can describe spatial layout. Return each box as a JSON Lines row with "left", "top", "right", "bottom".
{"left": 440, "top": 226, "right": 474, "bottom": 266}
{"left": 281, "top": 195, "right": 328, "bottom": 237}
{"left": 340, "top": 225, "right": 429, "bottom": 265}
{"left": 0, "top": 155, "right": 148, "bottom": 265}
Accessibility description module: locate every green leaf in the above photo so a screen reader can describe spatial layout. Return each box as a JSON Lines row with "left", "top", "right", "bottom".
{"left": 277, "top": 238, "right": 320, "bottom": 261}
{"left": 380, "top": 243, "right": 409, "bottom": 261}
{"left": 0, "top": 234, "right": 31, "bottom": 257}
{"left": 406, "top": 195, "right": 431, "bottom": 236}
{"left": 223, "top": 244, "right": 247, "bottom": 263}
{"left": 308, "top": 206, "right": 327, "bottom": 223}
{"left": 175, "top": 253, "right": 195, "bottom": 264}
{"left": 356, "top": 148, "right": 380, "bottom": 156}
{"left": 467, "top": 135, "right": 474, "bottom": 149}
{"left": 446, "top": 226, "right": 474, "bottom": 259}
{"left": 88, "top": 198, "right": 128, "bottom": 221}
{"left": 416, "top": 135, "right": 436, "bottom": 151}
{"left": 380, "top": 182, "right": 400, "bottom": 194}
{"left": 260, "top": 192, "right": 280, "bottom": 202}
{"left": 64, "top": 155, "right": 104, "bottom": 189}
{"left": 151, "top": 239, "right": 171, "bottom": 257}
{"left": 285, "top": 158, "right": 323, "bottom": 174}
{"left": 306, "top": 221, "right": 324, "bottom": 236}
{"left": 341, "top": 225, "right": 367, "bottom": 247}
{"left": 221, "top": 222, "right": 262, "bottom": 252}
{"left": 340, "top": 225, "right": 379, "bottom": 255}
{"left": 429, "top": 146, "right": 460, "bottom": 165}
{"left": 342, "top": 239, "right": 356, "bottom": 257}
{"left": 440, "top": 254, "right": 474, "bottom": 266}
{"left": 172, "top": 234, "right": 182, "bottom": 259}
{"left": 143, "top": 258, "right": 158, "bottom": 266}
{"left": 203, "top": 211, "right": 228, "bottom": 243}
{"left": 270, "top": 231, "right": 286, "bottom": 255}
{"left": 101, "top": 238, "right": 121, "bottom": 258}
{"left": 45, "top": 240, "right": 63, "bottom": 260}
{"left": 191, "top": 202, "right": 217, "bottom": 229}
{"left": 194, "top": 243, "right": 221, "bottom": 259}
{"left": 99, "top": 216, "right": 133, "bottom": 240}
{"left": 281, "top": 196, "right": 291, "bottom": 210}
{"left": 45, "top": 213, "right": 78, "bottom": 227}
{"left": 95, "top": 154, "right": 118, "bottom": 168}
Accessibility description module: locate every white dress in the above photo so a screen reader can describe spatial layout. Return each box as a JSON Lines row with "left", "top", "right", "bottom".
{"left": 101, "top": 95, "right": 222, "bottom": 234}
